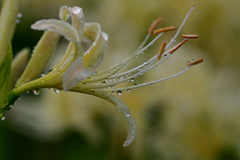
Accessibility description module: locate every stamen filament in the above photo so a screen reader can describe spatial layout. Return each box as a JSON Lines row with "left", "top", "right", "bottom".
{"left": 103, "top": 67, "right": 191, "bottom": 92}
{"left": 83, "top": 33, "right": 163, "bottom": 82}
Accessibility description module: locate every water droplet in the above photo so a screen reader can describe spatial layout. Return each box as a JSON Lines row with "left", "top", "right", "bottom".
{"left": 17, "top": 13, "right": 22, "bottom": 18}
{"left": 127, "top": 89, "right": 130, "bottom": 92}
{"left": 16, "top": 19, "right": 20, "bottom": 24}
{"left": 101, "top": 32, "right": 108, "bottom": 41}
{"left": 141, "top": 51, "right": 144, "bottom": 54}
{"left": 134, "top": 83, "right": 137, "bottom": 86}
{"left": 164, "top": 54, "right": 167, "bottom": 57}
{"left": 54, "top": 88, "right": 61, "bottom": 93}
{"left": 126, "top": 114, "right": 130, "bottom": 117}
{"left": 72, "top": 7, "right": 81, "bottom": 14}
{"left": 41, "top": 73, "right": 45, "bottom": 77}
{"left": 48, "top": 69, "right": 52, "bottom": 73}
{"left": 117, "top": 90, "right": 122, "bottom": 95}
{"left": 33, "top": 89, "right": 40, "bottom": 95}
{"left": 130, "top": 78, "right": 134, "bottom": 82}
{"left": 111, "top": 91, "right": 115, "bottom": 94}
{"left": 143, "top": 60, "right": 147, "bottom": 65}
{"left": 1, "top": 116, "right": 5, "bottom": 121}
{"left": 8, "top": 105, "right": 13, "bottom": 110}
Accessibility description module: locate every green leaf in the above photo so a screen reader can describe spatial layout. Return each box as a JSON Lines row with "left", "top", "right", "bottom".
{"left": 0, "top": 43, "right": 12, "bottom": 109}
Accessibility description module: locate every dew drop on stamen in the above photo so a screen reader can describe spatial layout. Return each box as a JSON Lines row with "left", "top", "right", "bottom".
{"left": 117, "top": 90, "right": 122, "bottom": 95}
{"left": 127, "top": 89, "right": 130, "bottom": 92}
{"left": 130, "top": 78, "right": 134, "bottom": 82}
{"left": 111, "top": 91, "right": 115, "bottom": 94}
{"left": 102, "top": 82, "right": 106, "bottom": 85}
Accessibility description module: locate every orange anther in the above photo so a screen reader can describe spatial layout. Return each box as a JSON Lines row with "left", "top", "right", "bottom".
{"left": 148, "top": 17, "right": 162, "bottom": 34}
{"left": 157, "top": 42, "right": 166, "bottom": 60}
{"left": 182, "top": 34, "right": 199, "bottom": 39}
{"left": 153, "top": 26, "right": 177, "bottom": 35}
{"left": 169, "top": 39, "right": 188, "bottom": 54}
{"left": 187, "top": 58, "right": 204, "bottom": 66}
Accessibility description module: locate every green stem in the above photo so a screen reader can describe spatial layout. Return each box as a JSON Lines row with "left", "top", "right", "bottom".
{"left": 0, "top": 0, "right": 20, "bottom": 62}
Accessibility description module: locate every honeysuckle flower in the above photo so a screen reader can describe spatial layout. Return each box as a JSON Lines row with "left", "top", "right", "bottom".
{"left": 1, "top": 5, "right": 204, "bottom": 147}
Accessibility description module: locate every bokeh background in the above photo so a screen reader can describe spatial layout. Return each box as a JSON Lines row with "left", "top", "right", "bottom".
{"left": 1, "top": 0, "right": 240, "bottom": 159}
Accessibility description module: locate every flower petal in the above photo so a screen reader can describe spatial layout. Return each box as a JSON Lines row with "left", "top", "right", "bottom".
{"left": 79, "top": 90, "right": 136, "bottom": 147}
{"left": 16, "top": 31, "right": 60, "bottom": 87}
{"left": 83, "top": 23, "right": 108, "bottom": 69}
{"left": 62, "top": 57, "right": 93, "bottom": 91}
{"left": 31, "top": 19, "right": 79, "bottom": 43}
{"left": 59, "top": 6, "right": 70, "bottom": 21}
{"left": 70, "top": 6, "right": 85, "bottom": 41}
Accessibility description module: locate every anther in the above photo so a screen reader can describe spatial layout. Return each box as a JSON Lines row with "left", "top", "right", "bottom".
{"left": 169, "top": 38, "right": 188, "bottom": 54}
{"left": 187, "top": 57, "right": 204, "bottom": 66}
{"left": 182, "top": 34, "right": 199, "bottom": 39}
{"left": 148, "top": 17, "right": 162, "bottom": 34}
{"left": 158, "top": 42, "right": 166, "bottom": 60}
{"left": 153, "top": 26, "right": 177, "bottom": 35}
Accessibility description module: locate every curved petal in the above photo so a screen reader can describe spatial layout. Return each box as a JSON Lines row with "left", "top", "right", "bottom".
{"left": 70, "top": 6, "right": 85, "bottom": 41}
{"left": 81, "top": 90, "right": 136, "bottom": 147}
{"left": 62, "top": 57, "right": 93, "bottom": 91}
{"left": 83, "top": 23, "right": 108, "bottom": 69}
{"left": 68, "top": 89, "right": 136, "bottom": 147}
{"left": 31, "top": 19, "right": 79, "bottom": 43}
{"left": 59, "top": 6, "right": 70, "bottom": 21}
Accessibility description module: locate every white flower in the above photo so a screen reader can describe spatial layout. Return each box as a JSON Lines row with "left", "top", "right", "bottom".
{"left": 7, "top": 5, "right": 203, "bottom": 147}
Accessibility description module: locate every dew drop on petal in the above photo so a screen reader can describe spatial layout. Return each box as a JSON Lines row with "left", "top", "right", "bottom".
{"left": 33, "top": 89, "right": 40, "bottom": 95}
{"left": 17, "top": 13, "right": 22, "bottom": 18}
{"left": 1, "top": 116, "right": 5, "bottom": 121}
{"left": 72, "top": 7, "right": 81, "bottom": 14}
{"left": 101, "top": 32, "right": 109, "bottom": 41}
{"left": 54, "top": 88, "right": 61, "bottom": 93}
{"left": 117, "top": 90, "right": 122, "bottom": 95}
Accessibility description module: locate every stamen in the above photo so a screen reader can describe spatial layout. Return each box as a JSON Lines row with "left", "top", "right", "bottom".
{"left": 153, "top": 26, "right": 177, "bottom": 35}
{"left": 158, "top": 42, "right": 166, "bottom": 60}
{"left": 182, "top": 34, "right": 199, "bottom": 39}
{"left": 148, "top": 17, "right": 162, "bottom": 34}
{"left": 169, "top": 38, "right": 188, "bottom": 54}
{"left": 103, "top": 67, "right": 191, "bottom": 92}
{"left": 187, "top": 57, "right": 204, "bottom": 66}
